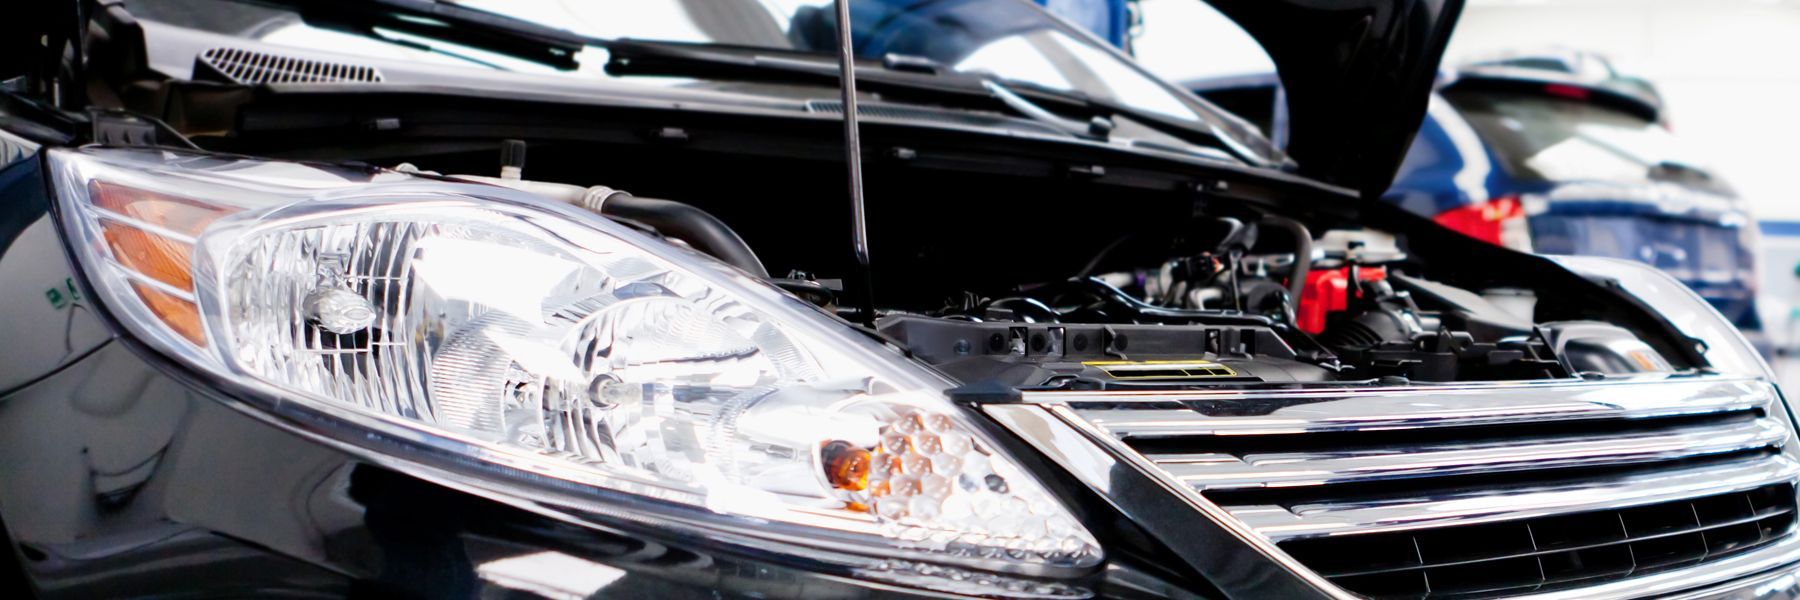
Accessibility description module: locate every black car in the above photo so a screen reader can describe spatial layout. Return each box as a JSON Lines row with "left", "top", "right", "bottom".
{"left": 0, "top": 1, "right": 1791, "bottom": 599}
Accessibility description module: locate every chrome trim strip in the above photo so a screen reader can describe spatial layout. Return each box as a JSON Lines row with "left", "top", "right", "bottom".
{"left": 1152, "top": 414, "right": 1786, "bottom": 489}
{"left": 982, "top": 403, "right": 1347, "bottom": 600}
{"left": 1057, "top": 377, "right": 1774, "bottom": 436}
{"left": 1225, "top": 454, "right": 1800, "bottom": 540}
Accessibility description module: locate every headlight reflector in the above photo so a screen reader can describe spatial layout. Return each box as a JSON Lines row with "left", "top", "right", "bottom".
{"left": 50, "top": 148, "right": 1100, "bottom": 581}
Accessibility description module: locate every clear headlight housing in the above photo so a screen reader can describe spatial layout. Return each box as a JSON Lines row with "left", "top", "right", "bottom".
{"left": 50, "top": 148, "right": 1100, "bottom": 583}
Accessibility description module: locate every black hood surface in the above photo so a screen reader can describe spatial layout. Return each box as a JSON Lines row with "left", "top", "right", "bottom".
{"left": 1204, "top": 0, "right": 1465, "bottom": 200}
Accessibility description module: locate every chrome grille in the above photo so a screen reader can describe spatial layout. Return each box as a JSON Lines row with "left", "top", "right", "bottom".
{"left": 1280, "top": 484, "right": 1796, "bottom": 597}
{"left": 998, "top": 377, "right": 1800, "bottom": 599}
{"left": 198, "top": 47, "right": 385, "bottom": 85}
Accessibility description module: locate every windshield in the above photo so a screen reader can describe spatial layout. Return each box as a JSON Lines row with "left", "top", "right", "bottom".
{"left": 1444, "top": 89, "right": 1730, "bottom": 195}
{"left": 124, "top": 0, "right": 1276, "bottom": 163}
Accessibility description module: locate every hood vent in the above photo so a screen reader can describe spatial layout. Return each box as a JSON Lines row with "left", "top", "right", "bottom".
{"left": 197, "top": 48, "right": 385, "bottom": 85}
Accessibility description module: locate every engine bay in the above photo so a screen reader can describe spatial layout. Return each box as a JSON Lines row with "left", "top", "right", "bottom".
{"left": 45, "top": 3, "right": 1713, "bottom": 390}
{"left": 402, "top": 141, "right": 1684, "bottom": 389}
{"left": 874, "top": 224, "right": 1672, "bottom": 388}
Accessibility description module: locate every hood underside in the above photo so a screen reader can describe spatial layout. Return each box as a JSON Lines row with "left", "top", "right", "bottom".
{"left": 1203, "top": 0, "right": 1466, "bottom": 200}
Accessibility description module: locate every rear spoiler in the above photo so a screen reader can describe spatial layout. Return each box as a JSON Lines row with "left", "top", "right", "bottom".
{"left": 1443, "top": 68, "right": 1662, "bottom": 123}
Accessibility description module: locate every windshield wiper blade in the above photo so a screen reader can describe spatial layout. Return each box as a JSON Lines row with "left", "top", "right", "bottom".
{"left": 609, "top": 42, "right": 1080, "bottom": 132}
{"left": 981, "top": 79, "right": 1115, "bottom": 140}
{"left": 606, "top": 41, "right": 1265, "bottom": 162}
{"left": 606, "top": 40, "right": 992, "bottom": 98}
{"left": 248, "top": 0, "right": 590, "bottom": 70}
{"left": 745, "top": 52, "right": 1115, "bottom": 140}
{"left": 993, "top": 77, "right": 1274, "bottom": 165}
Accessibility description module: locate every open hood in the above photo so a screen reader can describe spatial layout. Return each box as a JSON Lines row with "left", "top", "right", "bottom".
{"left": 1203, "top": 0, "right": 1465, "bottom": 199}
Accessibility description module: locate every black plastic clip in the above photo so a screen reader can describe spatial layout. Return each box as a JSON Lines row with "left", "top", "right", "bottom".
{"left": 947, "top": 380, "right": 1025, "bottom": 405}
{"left": 86, "top": 109, "right": 199, "bottom": 149}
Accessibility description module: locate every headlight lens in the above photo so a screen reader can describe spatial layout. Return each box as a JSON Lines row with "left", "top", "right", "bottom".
{"left": 50, "top": 148, "right": 1100, "bottom": 579}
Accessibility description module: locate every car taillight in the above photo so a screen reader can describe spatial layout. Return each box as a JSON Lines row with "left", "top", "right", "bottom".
{"left": 1433, "top": 196, "right": 1532, "bottom": 251}
{"left": 1542, "top": 83, "right": 1591, "bottom": 101}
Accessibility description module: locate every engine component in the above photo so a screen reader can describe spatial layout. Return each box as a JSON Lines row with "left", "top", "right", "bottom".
{"left": 1482, "top": 287, "right": 1538, "bottom": 322}
{"left": 1319, "top": 278, "right": 1440, "bottom": 350}
{"left": 877, "top": 314, "right": 1332, "bottom": 388}
{"left": 1541, "top": 321, "right": 1675, "bottom": 376}
{"left": 1313, "top": 228, "right": 1406, "bottom": 265}
{"left": 600, "top": 193, "right": 770, "bottom": 279}
{"left": 1259, "top": 214, "right": 1313, "bottom": 305}
{"left": 1003, "top": 278, "right": 1280, "bottom": 328}
{"left": 1297, "top": 265, "right": 1387, "bottom": 334}
{"left": 404, "top": 147, "right": 772, "bottom": 278}
{"left": 1388, "top": 271, "right": 1535, "bottom": 339}
{"left": 1319, "top": 275, "right": 1565, "bottom": 381}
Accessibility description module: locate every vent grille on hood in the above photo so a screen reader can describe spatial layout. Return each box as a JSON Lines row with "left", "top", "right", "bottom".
{"left": 198, "top": 48, "right": 385, "bottom": 85}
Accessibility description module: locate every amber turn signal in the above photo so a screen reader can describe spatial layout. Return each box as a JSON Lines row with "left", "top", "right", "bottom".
{"left": 86, "top": 181, "right": 235, "bottom": 345}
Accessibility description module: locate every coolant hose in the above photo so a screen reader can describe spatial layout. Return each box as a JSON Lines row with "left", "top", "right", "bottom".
{"left": 1261, "top": 215, "right": 1312, "bottom": 304}
{"left": 441, "top": 172, "right": 769, "bottom": 278}
{"left": 594, "top": 191, "right": 771, "bottom": 279}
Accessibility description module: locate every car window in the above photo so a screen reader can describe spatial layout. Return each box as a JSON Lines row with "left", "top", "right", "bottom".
{"left": 1444, "top": 90, "right": 1727, "bottom": 194}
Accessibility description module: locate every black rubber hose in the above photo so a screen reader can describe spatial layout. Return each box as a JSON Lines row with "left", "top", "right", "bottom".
{"left": 599, "top": 193, "right": 770, "bottom": 279}
{"left": 1260, "top": 215, "right": 1312, "bottom": 304}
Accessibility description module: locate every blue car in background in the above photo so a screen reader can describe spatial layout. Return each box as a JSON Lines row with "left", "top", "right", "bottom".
{"left": 1033, "top": 0, "right": 1137, "bottom": 51}
{"left": 1182, "top": 66, "right": 1765, "bottom": 339}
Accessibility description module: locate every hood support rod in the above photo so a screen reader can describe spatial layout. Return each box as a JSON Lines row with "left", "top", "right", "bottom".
{"left": 833, "top": 0, "right": 876, "bottom": 326}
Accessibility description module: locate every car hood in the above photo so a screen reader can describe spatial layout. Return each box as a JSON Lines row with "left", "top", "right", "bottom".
{"left": 1203, "top": 0, "right": 1465, "bottom": 200}
{"left": 6, "top": 0, "right": 1464, "bottom": 204}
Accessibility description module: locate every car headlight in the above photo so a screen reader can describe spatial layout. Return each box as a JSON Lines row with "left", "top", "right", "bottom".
{"left": 1546, "top": 255, "right": 1775, "bottom": 381}
{"left": 48, "top": 147, "right": 1101, "bottom": 586}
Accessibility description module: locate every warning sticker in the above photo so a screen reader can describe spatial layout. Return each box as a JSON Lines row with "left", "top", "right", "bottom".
{"left": 1081, "top": 359, "right": 1238, "bottom": 379}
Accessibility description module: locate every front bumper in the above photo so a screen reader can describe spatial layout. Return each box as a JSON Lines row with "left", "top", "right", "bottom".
{"left": 1675, "top": 567, "right": 1800, "bottom": 600}
{"left": 3, "top": 338, "right": 1798, "bottom": 599}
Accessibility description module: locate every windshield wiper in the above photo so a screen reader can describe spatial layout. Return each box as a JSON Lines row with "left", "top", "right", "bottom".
{"left": 247, "top": 0, "right": 590, "bottom": 70}
{"left": 981, "top": 79, "right": 1115, "bottom": 140}
{"left": 606, "top": 41, "right": 998, "bottom": 105}
{"left": 741, "top": 52, "right": 1114, "bottom": 141}
{"left": 605, "top": 41, "right": 1261, "bottom": 161}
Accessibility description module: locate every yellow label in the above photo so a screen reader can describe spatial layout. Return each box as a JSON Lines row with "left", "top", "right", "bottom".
{"left": 1081, "top": 359, "right": 1237, "bottom": 379}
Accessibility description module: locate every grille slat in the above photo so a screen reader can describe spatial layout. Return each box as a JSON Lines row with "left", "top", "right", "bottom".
{"left": 1220, "top": 452, "right": 1797, "bottom": 539}
{"left": 1282, "top": 486, "right": 1796, "bottom": 597}
{"left": 1303, "top": 500, "right": 1793, "bottom": 579}
{"left": 1149, "top": 411, "right": 1782, "bottom": 489}
{"left": 1070, "top": 378, "right": 1774, "bottom": 438}
{"left": 1021, "top": 377, "right": 1800, "bottom": 599}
